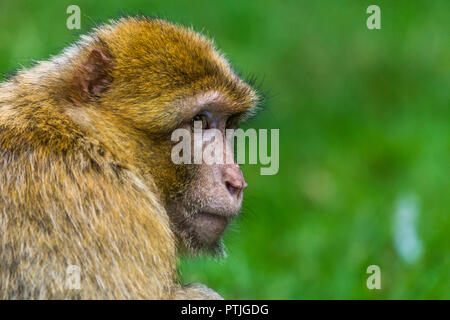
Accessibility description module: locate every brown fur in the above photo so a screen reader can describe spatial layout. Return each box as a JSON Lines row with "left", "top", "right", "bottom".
{"left": 0, "top": 17, "right": 257, "bottom": 299}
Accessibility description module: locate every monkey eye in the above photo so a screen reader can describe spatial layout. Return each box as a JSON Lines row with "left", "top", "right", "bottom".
{"left": 191, "top": 114, "right": 208, "bottom": 130}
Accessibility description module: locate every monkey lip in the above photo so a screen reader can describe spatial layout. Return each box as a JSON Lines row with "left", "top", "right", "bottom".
{"left": 196, "top": 212, "right": 230, "bottom": 226}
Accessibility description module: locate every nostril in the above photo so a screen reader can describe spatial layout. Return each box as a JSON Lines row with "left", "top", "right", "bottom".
{"left": 226, "top": 181, "right": 238, "bottom": 196}
{"left": 223, "top": 165, "right": 246, "bottom": 197}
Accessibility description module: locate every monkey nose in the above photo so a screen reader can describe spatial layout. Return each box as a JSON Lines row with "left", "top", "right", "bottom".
{"left": 223, "top": 165, "right": 247, "bottom": 197}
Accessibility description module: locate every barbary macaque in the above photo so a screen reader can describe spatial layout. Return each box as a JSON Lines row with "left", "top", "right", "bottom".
{"left": 0, "top": 17, "right": 258, "bottom": 299}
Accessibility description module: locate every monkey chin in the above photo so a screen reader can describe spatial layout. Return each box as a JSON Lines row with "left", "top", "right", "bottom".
{"left": 193, "top": 212, "right": 229, "bottom": 241}
{"left": 187, "top": 212, "right": 233, "bottom": 256}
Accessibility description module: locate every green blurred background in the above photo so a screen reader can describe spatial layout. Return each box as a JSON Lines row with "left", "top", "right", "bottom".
{"left": 0, "top": 0, "right": 448, "bottom": 299}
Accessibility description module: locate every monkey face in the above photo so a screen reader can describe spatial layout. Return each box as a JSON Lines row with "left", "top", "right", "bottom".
{"left": 162, "top": 105, "right": 248, "bottom": 255}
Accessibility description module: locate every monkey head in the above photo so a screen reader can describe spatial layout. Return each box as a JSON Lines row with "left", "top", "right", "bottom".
{"left": 65, "top": 18, "right": 259, "bottom": 255}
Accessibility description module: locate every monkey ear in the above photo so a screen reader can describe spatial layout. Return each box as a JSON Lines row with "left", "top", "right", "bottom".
{"left": 74, "top": 48, "right": 113, "bottom": 99}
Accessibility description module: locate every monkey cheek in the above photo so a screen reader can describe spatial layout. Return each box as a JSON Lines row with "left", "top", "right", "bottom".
{"left": 191, "top": 213, "right": 229, "bottom": 245}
